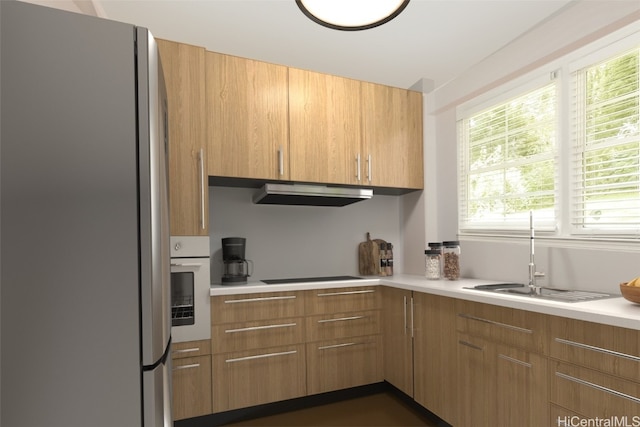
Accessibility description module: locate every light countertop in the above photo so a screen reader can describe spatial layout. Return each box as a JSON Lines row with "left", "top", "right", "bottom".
{"left": 211, "top": 274, "right": 639, "bottom": 330}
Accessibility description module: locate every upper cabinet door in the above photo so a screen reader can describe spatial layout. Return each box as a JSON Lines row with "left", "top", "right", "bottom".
{"left": 157, "top": 39, "right": 209, "bottom": 236}
{"left": 289, "top": 69, "right": 363, "bottom": 185}
{"left": 206, "top": 52, "right": 289, "bottom": 180}
{"left": 361, "top": 82, "right": 424, "bottom": 189}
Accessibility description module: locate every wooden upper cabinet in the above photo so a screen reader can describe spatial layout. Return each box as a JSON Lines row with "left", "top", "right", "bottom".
{"left": 157, "top": 39, "right": 208, "bottom": 236}
{"left": 361, "top": 82, "right": 424, "bottom": 189}
{"left": 288, "top": 69, "right": 362, "bottom": 185}
{"left": 206, "top": 52, "right": 289, "bottom": 180}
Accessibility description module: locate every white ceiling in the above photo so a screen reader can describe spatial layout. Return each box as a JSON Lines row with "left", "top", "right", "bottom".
{"left": 86, "top": 0, "right": 577, "bottom": 90}
{"left": 93, "top": 0, "right": 570, "bottom": 88}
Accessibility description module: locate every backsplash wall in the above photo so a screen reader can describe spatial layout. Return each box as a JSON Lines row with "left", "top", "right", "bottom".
{"left": 209, "top": 186, "right": 403, "bottom": 284}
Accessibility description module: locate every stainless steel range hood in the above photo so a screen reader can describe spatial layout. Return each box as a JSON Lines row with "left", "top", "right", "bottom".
{"left": 253, "top": 183, "right": 373, "bottom": 206}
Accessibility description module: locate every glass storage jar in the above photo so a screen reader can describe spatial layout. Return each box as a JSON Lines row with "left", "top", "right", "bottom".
{"left": 424, "top": 249, "right": 442, "bottom": 280}
{"left": 442, "top": 241, "right": 460, "bottom": 280}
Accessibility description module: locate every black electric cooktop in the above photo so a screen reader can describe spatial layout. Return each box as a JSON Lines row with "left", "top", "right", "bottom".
{"left": 261, "top": 276, "right": 363, "bottom": 285}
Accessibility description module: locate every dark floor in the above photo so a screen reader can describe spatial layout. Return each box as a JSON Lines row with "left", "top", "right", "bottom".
{"left": 224, "top": 392, "right": 440, "bottom": 426}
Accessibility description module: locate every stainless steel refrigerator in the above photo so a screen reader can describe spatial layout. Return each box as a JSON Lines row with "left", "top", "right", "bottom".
{"left": 1, "top": 2, "right": 172, "bottom": 426}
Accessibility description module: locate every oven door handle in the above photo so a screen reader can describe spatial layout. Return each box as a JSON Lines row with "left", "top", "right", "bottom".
{"left": 171, "top": 262, "right": 203, "bottom": 268}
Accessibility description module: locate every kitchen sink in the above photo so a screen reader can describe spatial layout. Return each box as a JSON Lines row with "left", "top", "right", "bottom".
{"left": 466, "top": 283, "right": 617, "bottom": 303}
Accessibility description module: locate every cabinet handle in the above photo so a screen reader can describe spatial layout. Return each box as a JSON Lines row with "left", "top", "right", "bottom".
{"left": 318, "top": 342, "right": 363, "bottom": 350}
{"left": 278, "top": 145, "right": 284, "bottom": 176}
{"left": 498, "top": 354, "right": 532, "bottom": 368}
{"left": 173, "top": 363, "right": 200, "bottom": 371}
{"left": 224, "top": 295, "right": 296, "bottom": 304}
{"left": 555, "top": 372, "right": 640, "bottom": 404}
{"left": 410, "top": 296, "right": 415, "bottom": 338}
{"left": 403, "top": 296, "right": 407, "bottom": 335}
{"left": 317, "top": 316, "right": 364, "bottom": 323}
{"left": 225, "top": 323, "right": 297, "bottom": 333}
{"left": 356, "top": 153, "right": 361, "bottom": 181}
{"left": 316, "top": 290, "right": 375, "bottom": 297}
{"left": 172, "top": 347, "right": 200, "bottom": 355}
{"left": 458, "top": 340, "right": 483, "bottom": 351}
{"left": 198, "top": 148, "right": 205, "bottom": 230}
{"left": 366, "top": 154, "right": 372, "bottom": 182}
{"left": 554, "top": 338, "right": 640, "bottom": 362}
{"left": 457, "top": 313, "right": 533, "bottom": 335}
{"left": 226, "top": 350, "right": 297, "bottom": 363}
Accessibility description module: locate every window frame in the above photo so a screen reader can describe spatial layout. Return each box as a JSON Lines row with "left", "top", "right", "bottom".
{"left": 456, "top": 23, "right": 640, "bottom": 244}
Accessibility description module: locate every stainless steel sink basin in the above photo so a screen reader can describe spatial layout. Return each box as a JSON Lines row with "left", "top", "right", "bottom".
{"left": 466, "top": 283, "right": 617, "bottom": 303}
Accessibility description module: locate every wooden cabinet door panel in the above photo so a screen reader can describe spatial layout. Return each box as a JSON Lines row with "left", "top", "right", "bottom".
{"left": 157, "top": 39, "right": 208, "bottom": 235}
{"left": 306, "top": 310, "right": 380, "bottom": 342}
{"left": 457, "top": 334, "right": 492, "bottom": 427}
{"left": 211, "top": 292, "right": 304, "bottom": 324}
{"left": 212, "top": 317, "right": 304, "bottom": 354}
{"left": 206, "top": 52, "right": 289, "bottom": 180}
{"left": 213, "top": 344, "right": 306, "bottom": 412}
{"left": 289, "top": 69, "right": 362, "bottom": 185}
{"left": 549, "top": 361, "right": 640, "bottom": 418}
{"left": 361, "top": 82, "right": 423, "bottom": 189}
{"left": 172, "top": 355, "right": 212, "bottom": 420}
{"left": 305, "top": 287, "right": 381, "bottom": 315}
{"left": 306, "top": 335, "right": 383, "bottom": 395}
{"left": 382, "top": 287, "right": 413, "bottom": 396}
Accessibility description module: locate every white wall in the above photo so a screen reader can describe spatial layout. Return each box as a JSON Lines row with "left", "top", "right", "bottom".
{"left": 426, "top": 3, "right": 640, "bottom": 293}
{"left": 209, "top": 186, "right": 404, "bottom": 283}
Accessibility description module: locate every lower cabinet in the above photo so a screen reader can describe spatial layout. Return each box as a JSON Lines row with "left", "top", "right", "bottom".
{"left": 171, "top": 340, "right": 212, "bottom": 421}
{"left": 306, "top": 335, "right": 383, "bottom": 394}
{"left": 212, "top": 344, "right": 307, "bottom": 412}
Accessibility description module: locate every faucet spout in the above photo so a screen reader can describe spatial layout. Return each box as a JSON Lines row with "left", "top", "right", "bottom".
{"left": 528, "top": 211, "right": 544, "bottom": 293}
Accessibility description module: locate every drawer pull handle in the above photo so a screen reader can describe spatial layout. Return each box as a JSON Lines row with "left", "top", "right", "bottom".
{"left": 226, "top": 350, "right": 297, "bottom": 363}
{"left": 317, "top": 316, "right": 364, "bottom": 323}
{"left": 225, "top": 323, "right": 297, "bottom": 333}
{"left": 224, "top": 295, "right": 297, "bottom": 304}
{"left": 317, "top": 290, "right": 375, "bottom": 297}
{"left": 171, "top": 262, "right": 202, "bottom": 268}
{"left": 554, "top": 338, "right": 640, "bottom": 362}
{"left": 498, "top": 354, "right": 532, "bottom": 368}
{"left": 458, "top": 340, "right": 483, "bottom": 351}
{"left": 172, "top": 347, "right": 200, "bottom": 354}
{"left": 457, "top": 313, "right": 533, "bottom": 334}
{"left": 555, "top": 372, "right": 640, "bottom": 404}
{"left": 318, "top": 342, "right": 362, "bottom": 350}
{"left": 173, "top": 363, "right": 200, "bottom": 371}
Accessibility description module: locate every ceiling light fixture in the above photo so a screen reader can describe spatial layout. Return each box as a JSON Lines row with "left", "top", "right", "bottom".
{"left": 296, "top": 0, "right": 410, "bottom": 31}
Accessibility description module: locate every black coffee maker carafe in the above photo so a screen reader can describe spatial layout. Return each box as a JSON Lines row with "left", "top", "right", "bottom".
{"left": 221, "top": 237, "right": 252, "bottom": 284}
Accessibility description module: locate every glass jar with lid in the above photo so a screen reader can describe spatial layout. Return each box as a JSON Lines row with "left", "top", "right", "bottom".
{"left": 424, "top": 249, "right": 442, "bottom": 280}
{"left": 442, "top": 241, "right": 460, "bottom": 280}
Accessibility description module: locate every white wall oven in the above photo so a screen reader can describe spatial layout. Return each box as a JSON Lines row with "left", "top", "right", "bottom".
{"left": 170, "top": 236, "right": 211, "bottom": 342}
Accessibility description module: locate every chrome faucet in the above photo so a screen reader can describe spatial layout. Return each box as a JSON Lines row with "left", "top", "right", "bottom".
{"left": 528, "top": 211, "right": 545, "bottom": 294}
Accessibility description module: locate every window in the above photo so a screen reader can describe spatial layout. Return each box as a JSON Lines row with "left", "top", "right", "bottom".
{"left": 571, "top": 48, "right": 640, "bottom": 235}
{"left": 458, "top": 80, "right": 558, "bottom": 232}
{"left": 457, "top": 28, "right": 640, "bottom": 240}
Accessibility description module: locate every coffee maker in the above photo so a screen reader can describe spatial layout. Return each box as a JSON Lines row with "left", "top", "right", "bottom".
{"left": 221, "top": 237, "right": 252, "bottom": 284}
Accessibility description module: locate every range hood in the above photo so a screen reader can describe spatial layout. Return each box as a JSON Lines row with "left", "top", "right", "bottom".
{"left": 253, "top": 183, "right": 373, "bottom": 207}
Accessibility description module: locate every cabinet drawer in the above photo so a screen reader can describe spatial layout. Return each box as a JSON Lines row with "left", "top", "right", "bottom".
{"left": 306, "top": 310, "right": 380, "bottom": 342}
{"left": 549, "top": 403, "right": 588, "bottom": 427}
{"left": 211, "top": 291, "right": 304, "bottom": 324}
{"left": 548, "top": 315, "right": 640, "bottom": 382}
{"left": 456, "top": 300, "right": 547, "bottom": 353}
{"left": 171, "top": 339, "right": 211, "bottom": 359}
{"left": 212, "top": 344, "right": 306, "bottom": 413}
{"left": 212, "top": 317, "right": 304, "bottom": 354}
{"left": 305, "top": 286, "right": 381, "bottom": 315}
{"left": 306, "top": 334, "right": 383, "bottom": 395}
{"left": 549, "top": 361, "right": 640, "bottom": 418}
{"left": 172, "top": 354, "right": 212, "bottom": 420}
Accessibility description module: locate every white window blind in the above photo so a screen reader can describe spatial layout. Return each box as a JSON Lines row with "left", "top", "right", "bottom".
{"left": 458, "top": 82, "right": 558, "bottom": 232}
{"left": 570, "top": 47, "right": 640, "bottom": 235}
